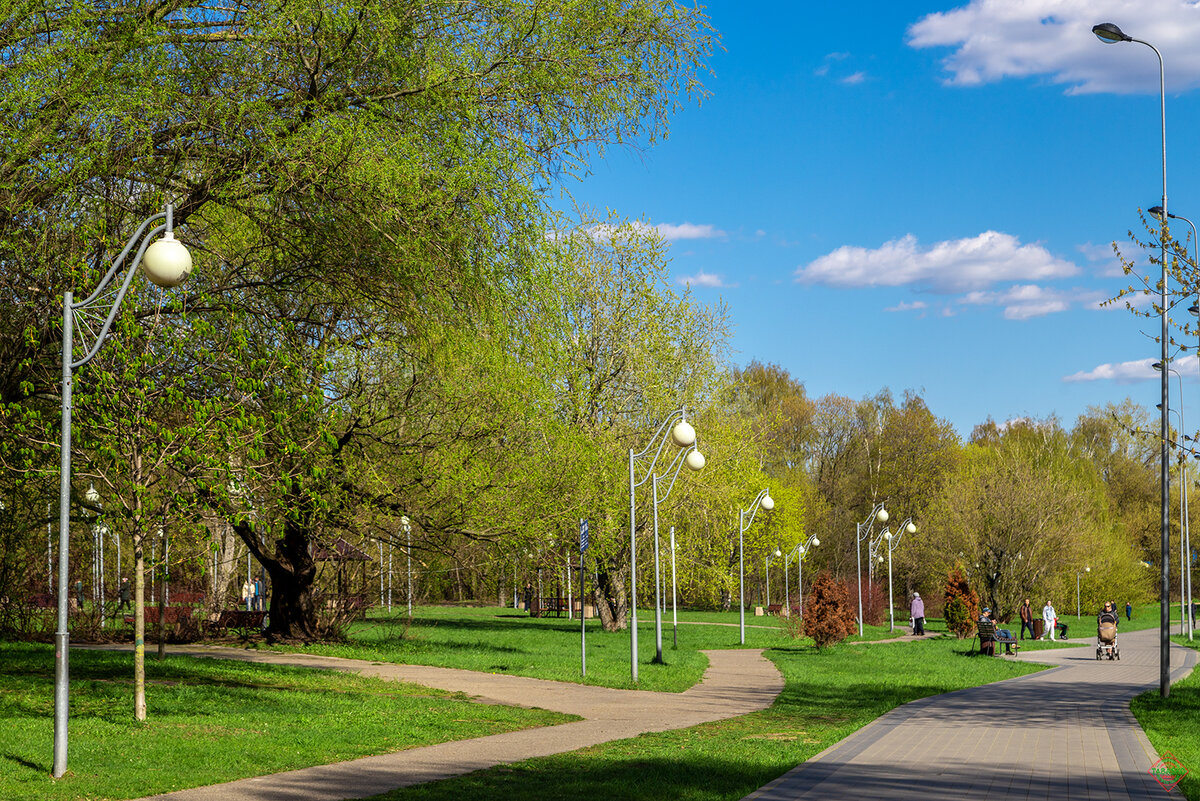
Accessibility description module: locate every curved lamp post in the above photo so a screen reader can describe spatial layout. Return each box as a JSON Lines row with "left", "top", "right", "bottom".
{"left": 1076, "top": 566, "right": 1091, "bottom": 619}
{"left": 1156, "top": 362, "right": 1191, "bottom": 640}
{"left": 53, "top": 204, "right": 191, "bottom": 777}
{"left": 856, "top": 502, "right": 888, "bottom": 637}
{"left": 629, "top": 409, "right": 702, "bottom": 681}
{"left": 737, "top": 490, "right": 774, "bottom": 644}
{"left": 883, "top": 518, "right": 916, "bottom": 631}
{"left": 650, "top": 442, "right": 705, "bottom": 664}
{"left": 787, "top": 533, "right": 820, "bottom": 617}
{"left": 765, "top": 547, "right": 782, "bottom": 608}
{"left": 1094, "top": 19, "right": 1171, "bottom": 698}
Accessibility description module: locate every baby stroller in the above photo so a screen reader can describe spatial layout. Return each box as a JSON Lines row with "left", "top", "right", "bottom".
{"left": 1096, "top": 611, "right": 1119, "bottom": 660}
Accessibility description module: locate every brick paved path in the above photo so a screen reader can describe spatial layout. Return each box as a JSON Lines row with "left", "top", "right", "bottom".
{"left": 744, "top": 627, "right": 1197, "bottom": 801}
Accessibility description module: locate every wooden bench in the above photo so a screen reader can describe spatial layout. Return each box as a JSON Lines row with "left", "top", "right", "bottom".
{"left": 214, "top": 609, "right": 266, "bottom": 635}
{"left": 972, "top": 620, "right": 1020, "bottom": 656}
{"left": 530, "top": 597, "right": 570, "bottom": 618}
{"left": 767, "top": 603, "right": 784, "bottom": 616}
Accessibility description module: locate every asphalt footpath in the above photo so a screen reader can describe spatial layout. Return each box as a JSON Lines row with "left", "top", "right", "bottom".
{"left": 121, "top": 644, "right": 784, "bottom": 801}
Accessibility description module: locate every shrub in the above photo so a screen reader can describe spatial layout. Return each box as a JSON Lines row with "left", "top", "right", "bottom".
{"left": 943, "top": 565, "right": 979, "bottom": 639}
{"left": 805, "top": 571, "right": 857, "bottom": 648}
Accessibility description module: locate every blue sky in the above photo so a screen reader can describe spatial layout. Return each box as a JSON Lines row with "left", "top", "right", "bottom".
{"left": 563, "top": 0, "right": 1200, "bottom": 437}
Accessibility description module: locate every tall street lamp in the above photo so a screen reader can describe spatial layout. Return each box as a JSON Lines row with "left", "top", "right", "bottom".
{"left": 650, "top": 442, "right": 705, "bottom": 664}
{"left": 1077, "top": 566, "right": 1091, "bottom": 619}
{"left": 856, "top": 502, "right": 888, "bottom": 637}
{"left": 1094, "top": 20, "right": 1172, "bottom": 698}
{"left": 629, "top": 409, "right": 701, "bottom": 682}
{"left": 53, "top": 204, "right": 192, "bottom": 777}
{"left": 883, "top": 518, "right": 916, "bottom": 632}
{"left": 402, "top": 516, "right": 412, "bottom": 617}
{"left": 1156, "top": 362, "right": 1191, "bottom": 640}
{"left": 765, "top": 547, "right": 781, "bottom": 608}
{"left": 737, "top": 490, "right": 774, "bottom": 644}
{"left": 788, "top": 533, "right": 820, "bottom": 617}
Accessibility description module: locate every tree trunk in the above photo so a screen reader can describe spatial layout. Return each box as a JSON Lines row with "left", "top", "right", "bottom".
{"left": 235, "top": 519, "right": 318, "bottom": 640}
{"left": 593, "top": 560, "right": 629, "bottom": 632}
{"left": 133, "top": 533, "right": 146, "bottom": 721}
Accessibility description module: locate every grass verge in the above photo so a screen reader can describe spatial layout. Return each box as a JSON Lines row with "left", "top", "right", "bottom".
{"left": 0, "top": 643, "right": 572, "bottom": 801}
{"left": 1130, "top": 637, "right": 1200, "bottom": 801}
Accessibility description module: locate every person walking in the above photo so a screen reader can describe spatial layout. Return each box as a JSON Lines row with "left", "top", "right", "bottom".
{"left": 118, "top": 577, "right": 132, "bottom": 611}
{"left": 1125, "top": 601, "right": 1132, "bottom": 622}
{"left": 909, "top": 592, "right": 925, "bottom": 636}
{"left": 1019, "top": 598, "right": 1035, "bottom": 640}
{"left": 1042, "top": 600, "right": 1057, "bottom": 641}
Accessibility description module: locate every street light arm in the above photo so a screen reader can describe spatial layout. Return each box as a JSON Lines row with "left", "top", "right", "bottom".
{"left": 889, "top": 517, "right": 915, "bottom": 553}
{"left": 630, "top": 406, "right": 691, "bottom": 490}
{"left": 857, "top": 500, "right": 888, "bottom": 543}
{"left": 651, "top": 443, "right": 699, "bottom": 505}
{"left": 738, "top": 488, "right": 772, "bottom": 532}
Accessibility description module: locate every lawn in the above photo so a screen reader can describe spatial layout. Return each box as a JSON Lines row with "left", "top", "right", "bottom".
{"left": 0, "top": 642, "right": 572, "bottom": 801}
{"left": 364, "top": 634, "right": 1047, "bottom": 801}
{"left": 1130, "top": 637, "right": 1200, "bottom": 801}
{"left": 267, "top": 605, "right": 909, "bottom": 692}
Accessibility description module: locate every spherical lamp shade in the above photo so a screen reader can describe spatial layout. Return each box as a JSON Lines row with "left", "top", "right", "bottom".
{"left": 684, "top": 449, "right": 706, "bottom": 471}
{"left": 812, "top": 537, "right": 820, "bottom": 547}
{"left": 774, "top": 548, "right": 782, "bottom": 557}
{"left": 671, "top": 419, "right": 697, "bottom": 448}
{"left": 760, "top": 494, "right": 774, "bottom": 511}
{"left": 141, "top": 233, "right": 193, "bottom": 288}
{"left": 884, "top": 531, "right": 892, "bottom": 540}
{"left": 877, "top": 508, "right": 889, "bottom": 523}
{"left": 906, "top": 521, "right": 917, "bottom": 535}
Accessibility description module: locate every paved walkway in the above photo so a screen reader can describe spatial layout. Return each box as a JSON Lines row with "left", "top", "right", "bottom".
{"left": 744, "top": 627, "right": 1197, "bottom": 800}
{"left": 124, "top": 644, "right": 783, "bottom": 801}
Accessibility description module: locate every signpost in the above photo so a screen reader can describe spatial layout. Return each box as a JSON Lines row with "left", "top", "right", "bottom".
{"left": 580, "top": 519, "right": 589, "bottom": 676}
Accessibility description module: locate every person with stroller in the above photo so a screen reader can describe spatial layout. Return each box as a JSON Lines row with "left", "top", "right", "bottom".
{"left": 1097, "top": 601, "right": 1120, "bottom": 659}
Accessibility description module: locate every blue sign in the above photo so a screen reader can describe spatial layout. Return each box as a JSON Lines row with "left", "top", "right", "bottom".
{"left": 580, "top": 518, "right": 589, "bottom": 553}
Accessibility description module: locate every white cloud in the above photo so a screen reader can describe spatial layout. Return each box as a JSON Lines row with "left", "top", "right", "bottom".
{"left": 841, "top": 71, "right": 868, "bottom": 85}
{"left": 794, "top": 231, "right": 1078, "bottom": 293}
{"left": 908, "top": 0, "right": 1200, "bottom": 95}
{"left": 654, "top": 222, "right": 726, "bottom": 241}
{"left": 1063, "top": 354, "right": 1199, "bottom": 383}
{"left": 885, "top": 300, "right": 929, "bottom": 312}
{"left": 677, "top": 270, "right": 728, "bottom": 289}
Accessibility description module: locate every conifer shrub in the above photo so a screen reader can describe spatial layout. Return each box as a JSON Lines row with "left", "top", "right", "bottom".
{"left": 943, "top": 565, "right": 979, "bottom": 639}
{"left": 805, "top": 570, "right": 857, "bottom": 648}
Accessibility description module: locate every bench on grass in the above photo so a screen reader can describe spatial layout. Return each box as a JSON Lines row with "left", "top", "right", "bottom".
{"left": 972, "top": 620, "right": 1020, "bottom": 656}
{"left": 530, "top": 597, "right": 570, "bottom": 618}
{"left": 767, "top": 603, "right": 784, "bottom": 616}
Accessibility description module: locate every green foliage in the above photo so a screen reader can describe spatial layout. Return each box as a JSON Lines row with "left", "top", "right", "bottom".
{"left": 803, "top": 571, "right": 856, "bottom": 648}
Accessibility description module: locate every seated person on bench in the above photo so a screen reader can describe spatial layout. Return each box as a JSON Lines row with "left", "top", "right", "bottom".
{"left": 980, "top": 608, "right": 1015, "bottom": 654}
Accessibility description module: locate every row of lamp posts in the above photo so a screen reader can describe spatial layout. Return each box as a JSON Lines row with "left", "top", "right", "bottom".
{"left": 1093, "top": 21, "right": 1196, "bottom": 697}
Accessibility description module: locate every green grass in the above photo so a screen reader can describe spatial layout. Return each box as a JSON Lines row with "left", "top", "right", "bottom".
{"left": 364, "top": 635, "right": 1047, "bottom": 801}
{"left": 266, "top": 606, "right": 916, "bottom": 691}
{"left": 0, "top": 642, "right": 572, "bottom": 801}
{"left": 1130, "top": 637, "right": 1200, "bottom": 801}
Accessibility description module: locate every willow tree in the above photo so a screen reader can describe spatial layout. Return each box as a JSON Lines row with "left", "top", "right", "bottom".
{"left": 0, "top": 1, "right": 715, "bottom": 641}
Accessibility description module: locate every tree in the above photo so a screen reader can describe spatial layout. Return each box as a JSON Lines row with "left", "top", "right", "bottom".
{"left": 804, "top": 570, "right": 856, "bottom": 648}
{"left": 943, "top": 565, "right": 978, "bottom": 639}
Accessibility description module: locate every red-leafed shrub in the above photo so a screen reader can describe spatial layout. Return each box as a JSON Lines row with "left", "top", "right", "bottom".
{"left": 805, "top": 571, "right": 857, "bottom": 648}
{"left": 943, "top": 565, "right": 980, "bottom": 639}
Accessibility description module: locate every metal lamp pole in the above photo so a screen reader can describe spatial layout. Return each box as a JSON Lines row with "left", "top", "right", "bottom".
{"left": 1158, "top": 366, "right": 1190, "bottom": 638}
{"left": 796, "top": 534, "right": 819, "bottom": 616}
{"left": 401, "top": 516, "right": 412, "bottom": 617}
{"left": 885, "top": 518, "right": 916, "bottom": 631}
{"left": 670, "top": 526, "right": 678, "bottom": 648}
{"left": 856, "top": 502, "right": 888, "bottom": 637}
{"left": 1077, "top": 567, "right": 1091, "bottom": 619}
{"left": 628, "top": 409, "right": 702, "bottom": 682}
{"left": 765, "top": 548, "right": 781, "bottom": 607}
{"left": 737, "top": 490, "right": 774, "bottom": 644}
{"left": 1093, "top": 20, "right": 1171, "bottom": 698}
{"left": 649, "top": 443, "right": 705, "bottom": 664}
{"left": 53, "top": 205, "right": 192, "bottom": 777}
